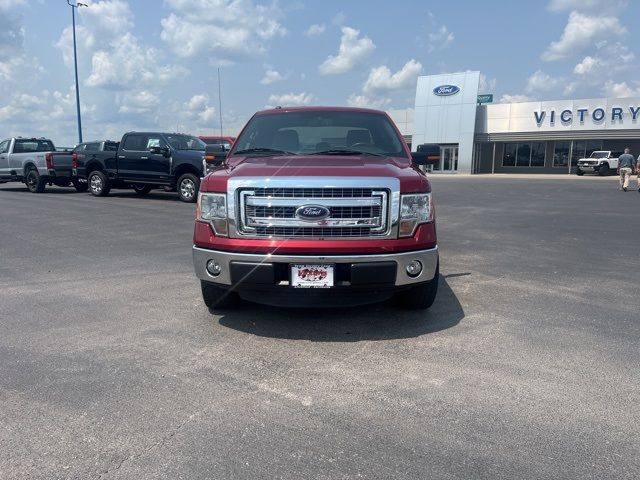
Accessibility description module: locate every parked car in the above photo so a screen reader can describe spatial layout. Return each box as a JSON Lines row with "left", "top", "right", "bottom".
{"left": 576, "top": 151, "right": 623, "bottom": 176}
{"left": 0, "top": 137, "right": 83, "bottom": 192}
{"left": 74, "top": 132, "right": 207, "bottom": 202}
{"left": 199, "top": 136, "right": 235, "bottom": 150}
{"left": 193, "top": 106, "right": 440, "bottom": 310}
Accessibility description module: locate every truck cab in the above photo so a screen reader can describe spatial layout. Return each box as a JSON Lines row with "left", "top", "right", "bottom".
{"left": 576, "top": 151, "right": 622, "bottom": 176}
{"left": 0, "top": 137, "right": 81, "bottom": 193}
{"left": 78, "top": 132, "right": 206, "bottom": 202}
{"left": 193, "top": 107, "right": 440, "bottom": 310}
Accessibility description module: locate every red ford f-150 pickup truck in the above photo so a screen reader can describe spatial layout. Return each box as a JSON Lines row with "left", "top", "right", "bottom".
{"left": 193, "top": 106, "right": 440, "bottom": 309}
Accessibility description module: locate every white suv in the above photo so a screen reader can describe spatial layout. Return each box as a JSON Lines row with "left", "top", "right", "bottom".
{"left": 576, "top": 151, "right": 622, "bottom": 176}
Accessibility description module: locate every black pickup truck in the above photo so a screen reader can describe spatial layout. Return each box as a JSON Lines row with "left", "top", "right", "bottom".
{"left": 73, "top": 132, "right": 207, "bottom": 202}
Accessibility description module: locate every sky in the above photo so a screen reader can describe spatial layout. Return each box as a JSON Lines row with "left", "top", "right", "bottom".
{"left": 0, "top": 0, "right": 639, "bottom": 146}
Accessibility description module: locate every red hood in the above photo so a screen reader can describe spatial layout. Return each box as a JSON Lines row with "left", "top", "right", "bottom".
{"left": 202, "top": 155, "right": 430, "bottom": 193}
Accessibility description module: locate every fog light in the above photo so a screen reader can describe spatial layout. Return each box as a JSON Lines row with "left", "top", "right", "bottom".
{"left": 406, "top": 260, "right": 422, "bottom": 278}
{"left": 206, "top": 259, "right": 222, "bottom": 276}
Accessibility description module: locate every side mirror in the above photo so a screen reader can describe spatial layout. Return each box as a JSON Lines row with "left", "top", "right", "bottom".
{"left": 203, "top": 144, "right": 228, "bottom": 172}
{"left": 411, "top": 144, "right": 440, "bottom": 166}
{"left": 150, "top": 146, "right": 170, "bottom": 157}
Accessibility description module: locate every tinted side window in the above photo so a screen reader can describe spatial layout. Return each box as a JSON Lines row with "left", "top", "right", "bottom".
{"left": 122, "top": 135, "right": 145, "bottom": 151}
{"left": 0, "top": 140, "right": 9, "bottom": 154}
{"left": 73, "top": 144, "right": 86, "bottom": 152}
{"left": 13, "top": 139, "right": 55, "bottom": 153}
{"left": 85, "top": 143, "right": 100, "bottom": 151}
{"left": 104, "top": 142, "right": 118, "bottom": 151}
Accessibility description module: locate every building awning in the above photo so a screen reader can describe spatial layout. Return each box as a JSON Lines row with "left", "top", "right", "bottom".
{"left": 475, "top": 129, "right": 640, "bottom": 143}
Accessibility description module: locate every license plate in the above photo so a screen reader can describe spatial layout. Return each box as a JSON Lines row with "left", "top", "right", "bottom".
{"left": 291, "top": 264, "right": 334, "bottom": 288}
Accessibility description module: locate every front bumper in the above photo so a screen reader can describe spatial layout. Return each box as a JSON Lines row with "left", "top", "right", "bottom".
{"left": 193, "top": 245, "right": 439, "bottom": 287}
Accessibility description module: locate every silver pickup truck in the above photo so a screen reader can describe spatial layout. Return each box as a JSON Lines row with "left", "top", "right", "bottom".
{"left": 0, "top": 137, "right": 85, "bottom": 192}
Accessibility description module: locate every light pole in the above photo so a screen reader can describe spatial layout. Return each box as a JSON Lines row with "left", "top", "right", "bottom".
{"left": 67, "top": 1, "right": 87, "bottom": 144}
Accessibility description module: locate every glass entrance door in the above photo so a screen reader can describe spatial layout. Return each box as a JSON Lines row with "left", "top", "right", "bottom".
{"left": 440, "top": 145, "right": 458, "bottom": 172}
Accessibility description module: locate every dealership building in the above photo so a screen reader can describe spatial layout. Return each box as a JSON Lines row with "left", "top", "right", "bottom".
{"left": 401, "top": 71, "right": 640, "bottom": 174}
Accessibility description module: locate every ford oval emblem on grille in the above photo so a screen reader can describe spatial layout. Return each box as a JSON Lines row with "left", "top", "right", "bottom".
{"left": 295, "top": 205, "right": 330, "bottom": 221}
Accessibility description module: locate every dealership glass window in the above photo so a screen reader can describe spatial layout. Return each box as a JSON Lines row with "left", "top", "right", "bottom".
{"left": 553, "top": 141, "right": 571, "bottom": 167}
{"left": 530, "top": 142, "right": 546, "bottom": 167}
{"left": 502, "top": 142, "right": 546, "bottom": 167}
{"left": 503, "top": 143, "right": 517, "bottom": 166}
{"left": 585, "top": 140, "right": 602, "bottom": 156}
{"left": 571, "top": 140, "right": 586, "bottom": 166}
{"left": 516, "top": 144, "right": 531, "bottom": 166}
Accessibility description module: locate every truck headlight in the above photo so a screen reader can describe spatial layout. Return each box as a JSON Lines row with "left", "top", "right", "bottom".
{"left": 197, "top": 192, "right": 228, "bottom": 237}
{"left": 399, "top": 193, "right": 432, "bottom": 237}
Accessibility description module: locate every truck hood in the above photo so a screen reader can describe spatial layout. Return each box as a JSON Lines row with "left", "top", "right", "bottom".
{"left": 174, "top": 149, "right": 206, "bottom": 160}
{"left": 203, "top": 155, "right": 430, "bottom": 193}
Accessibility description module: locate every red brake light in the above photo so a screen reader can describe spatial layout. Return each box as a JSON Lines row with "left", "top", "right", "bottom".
{"left": 45, "top": 153, "right": 54, "bottom": 169}
{"left": 72, "top": 153, "right": 78, "bottom": 169}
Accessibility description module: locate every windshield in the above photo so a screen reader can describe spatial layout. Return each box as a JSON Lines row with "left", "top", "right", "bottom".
{"left": 589, "top": 151, "right": 609, "bottom": 158}
{"left": 165, "top": 134, "right": 206, "bottom": 151}
{"left": 232, "top": 111, "right": 407, "bottom": 158}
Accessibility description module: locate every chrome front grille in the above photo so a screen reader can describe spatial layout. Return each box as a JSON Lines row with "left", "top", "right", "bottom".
{"left": 252, "top": 187, "right": 373, "bottom": 198}
{"left": 237, "top": 187, "right": 389, "bottom": 238}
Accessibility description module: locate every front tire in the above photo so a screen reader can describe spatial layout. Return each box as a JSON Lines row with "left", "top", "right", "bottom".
{"left": 201, "top": 281, "right": 238, "bottom": 310}
{"left": 394, "top": 263, "right": 439, "bottom": 309}
{"left": 132, "top": 184, "right": 153, "bottom": 195}
{"left": 576, "top": 168, "right": 584, "bottom": 176}
{"left": 25, "top": 169, "right": 46, "bottom": 193}
{"left": 598, "top": 163, "right": 610, "bottom": 176}
{"left": 88, "top": 170, "right": 110, "bottom": 197}
{"left": 177, "top": 173, "right": 199, "bottom": 203}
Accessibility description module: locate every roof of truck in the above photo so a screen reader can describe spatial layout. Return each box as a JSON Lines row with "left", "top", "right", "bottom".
{"left": 254, "top": 106, "right": 387, "bottom": 116}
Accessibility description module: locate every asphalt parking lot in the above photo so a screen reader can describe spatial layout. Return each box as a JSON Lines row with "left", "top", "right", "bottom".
{"left": 1, "top": 176, "right": 638, "bottom": 479}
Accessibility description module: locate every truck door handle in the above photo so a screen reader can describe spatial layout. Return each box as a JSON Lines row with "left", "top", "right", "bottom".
{"left": 118, "top": 155, "right": 125, "bottom": 159}
{"left": 140, "top": 156, "right": 148, "bottom": 160}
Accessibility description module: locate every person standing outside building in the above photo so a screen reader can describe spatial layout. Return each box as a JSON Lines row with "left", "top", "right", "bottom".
{"left": 617, "top": 148, "right": 636, "bottom": 192}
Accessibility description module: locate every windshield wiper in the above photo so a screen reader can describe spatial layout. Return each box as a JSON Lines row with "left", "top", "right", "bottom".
{"left": 234, "top": 148, "right": 297, "bottom": 156}
{"left": 309, "top": 149, "right": 384, "bottom": 157}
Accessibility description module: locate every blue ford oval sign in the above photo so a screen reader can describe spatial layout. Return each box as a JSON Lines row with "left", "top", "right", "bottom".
{"left": 296, "top": 205, "right": 330, "bottom": 221}
{"left": 433, "top": 85, "right": 460, "bottom": 96}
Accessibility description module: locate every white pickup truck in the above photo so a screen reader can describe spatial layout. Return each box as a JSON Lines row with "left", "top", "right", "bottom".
{"left": 0, "top": 137, "right": 84, "bottom": 192}
{"left": 576, "top": 150, "right": 623, "bottom": 176}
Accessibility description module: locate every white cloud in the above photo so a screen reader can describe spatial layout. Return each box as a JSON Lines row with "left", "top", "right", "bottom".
{"left": 83, "top": 33, "right": 186, "bottom": 90}
{"left": 525, "top": 70, "right": 563, "bottom": 93}
{"left": 542, "top": 12, "right": 624, "bottom": 61}
{"left": 319, "top": 26, "right": 375, "bottom": 75}
{"left": 363, "top": 59, "right": 422, "bottom": 94}
{"left": 573, "top": 42, "right": 634, "bottom": 76}
{"left": 563, "top": 82, "right": 578, "bottom": 96}
{"left": 346, "top": 94, "right": 390, "bottom": 110}
{"left": 0, "top": 0, "right": 26, "bottom": 10}
{"left": 267, "top": 92, "right": 314, "bottom": 107}
{"left": 260, "top": 69, "right": 285, "bottom": 85}
{"left": 331, "top": 12, "right": 346, "bottom": 26}
{"left": 118, "top": 90, "right": 160, "bottom": 115}
{"left": 424, "top": 12, "right": 454, "bottom": 53}
{"left": 305, "top": 24, "right": 326, "bottom": 37}
{"left": 160, "top": 0, "right": 286, "bottom": 61}
{"left": 574, "top": 56, "right": 599, "bottom": 75}
{"left": 427, "top": 25, "right": 454, "bottom": 53}
{"left": 479, "top": 73, "right": 497, "bottom": 93}
{"left": 603, "top": 81, "right": 640, "bottom": 98}
{"left": 499, "top": 94, "right": 533, "bottom": 103}
{"left": 0, "top": 6, "right": 24, "bottom": 61}
{"left": 548, "top": 0, "right": 627, "bottom": 13}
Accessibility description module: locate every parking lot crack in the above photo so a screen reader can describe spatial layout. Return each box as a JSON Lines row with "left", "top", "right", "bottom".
{"left": 96, "top": 409, "right": 204, "bottom": 479}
